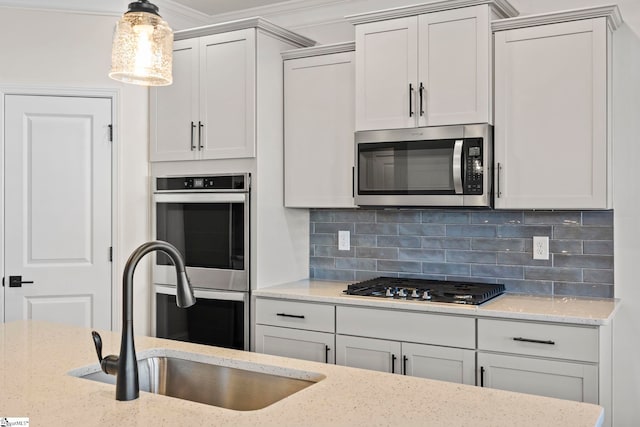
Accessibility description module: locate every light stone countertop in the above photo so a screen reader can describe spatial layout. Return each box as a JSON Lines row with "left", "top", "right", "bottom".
{"left": 253, "top": 280, "right": 619, "bottom": 325}
{"left": 1, "top": 320, "right": 604, "bottom": 427}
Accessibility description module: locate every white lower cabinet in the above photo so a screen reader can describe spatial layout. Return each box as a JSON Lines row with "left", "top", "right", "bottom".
{"left": 335, "top": 306, "right": 475, "bottom": 384}
{"left": 477, "top": 318, "right": 601, "bottom": 406}
{"left": 254, "top": 298, "right": 335, "bottom": 363}
{"left": 255, "top": 324, "right": 334, "bottom": 364}
{"left": 477, "top": 352, "right": 598, "bottom": 403}
{"left": 336, "top": 335, "right": 475, "bottom": 384}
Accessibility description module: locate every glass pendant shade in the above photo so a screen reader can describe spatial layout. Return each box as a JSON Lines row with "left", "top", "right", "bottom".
{"left": 109, "top": 1, "right": 173, "bottom": 86}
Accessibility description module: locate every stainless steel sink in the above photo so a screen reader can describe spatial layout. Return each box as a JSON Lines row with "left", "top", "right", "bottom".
{"left": 72, "top": 352, "right": 323, "bottom": 411}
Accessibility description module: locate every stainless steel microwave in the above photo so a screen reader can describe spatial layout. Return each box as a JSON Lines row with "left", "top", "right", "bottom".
{"left": 354, "top": 124, "right": 493, "bottom": 208}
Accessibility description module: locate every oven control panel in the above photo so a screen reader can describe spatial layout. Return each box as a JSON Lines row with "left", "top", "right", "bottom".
{"left": 156, "top": 174, "right": 249, "bottom": 192}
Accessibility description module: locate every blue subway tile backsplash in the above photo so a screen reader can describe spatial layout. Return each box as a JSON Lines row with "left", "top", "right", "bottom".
{"left": 309, "top": 209, "right": 614, "bottom": 298}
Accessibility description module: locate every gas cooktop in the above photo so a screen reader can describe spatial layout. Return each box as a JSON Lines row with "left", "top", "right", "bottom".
{"left": 343, "top": 277, "right": 505, "bottom": 305}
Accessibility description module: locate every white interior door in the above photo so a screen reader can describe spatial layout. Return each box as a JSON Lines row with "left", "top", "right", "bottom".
{"left": 4, "top": 94, "right": 112, "bottom": 329}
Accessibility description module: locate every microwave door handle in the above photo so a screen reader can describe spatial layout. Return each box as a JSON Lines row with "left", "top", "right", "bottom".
{"left": 453, "top": 140, "right": 464, "bottom": 194}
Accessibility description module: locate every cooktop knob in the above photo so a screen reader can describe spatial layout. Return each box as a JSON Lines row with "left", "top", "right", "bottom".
{"left": 411, "top": 289, "right": 420, "bottom": 298}
{"left": 397, "top": 288, "right": 407, "bottom": 298}
{"left": 422, "top": 290, "right": 432, "bottom": 300}
{"left": 385, "top": 287, "right": 394, "bottom": 297}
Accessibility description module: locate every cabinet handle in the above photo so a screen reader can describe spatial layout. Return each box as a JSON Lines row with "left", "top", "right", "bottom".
{"left": 513, "top": 337, "right": 556, "bottom": 345}
{"left": 480, "top": 366, "right": 485, "bottom": 387}
{"left": 402, "top": 355, "right": 408, "bottom": 375}
{"left": 419, "top": 83, "right": 425, "bottom": 116}
{"left": 325, "top": 345, "right": 330, "bottom": 364}
{"left": 391, "top": 354, "right": 397, "bottom": 374}
{"left": 190, "top": 121, "right": 196, "bottom": 151}
{"left": 496, "top": 162, "right": 502, "bottom": 198}
{"left": 198, "top": 121, "right": 204, "bottom": 150}
{"left": 409, "top": 83, "right": 414, "bottom": 117}
{"left": 276, "top": 313, "right": 305, "bottom": 319}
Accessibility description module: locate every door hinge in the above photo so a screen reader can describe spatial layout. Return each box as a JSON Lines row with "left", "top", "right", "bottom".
{"left": 109, "top": 246, "right": 113, "bottom": 262}
{"left": 108, "top": 124, "right": 113, "bottom": 142}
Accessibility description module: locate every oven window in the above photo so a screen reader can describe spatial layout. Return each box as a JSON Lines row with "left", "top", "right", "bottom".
{"left": 358, "top": 139, "right": 457, "bottom": 194}
{"left": 156, "top": 202, "right": 244, "bottom": 270}
{"left": 156, "top": 293, "right": 245, "bottom": 350}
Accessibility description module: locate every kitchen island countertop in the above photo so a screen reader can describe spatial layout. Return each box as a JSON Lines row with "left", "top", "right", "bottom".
{"left": 1, "top": 320, "right": 604, "bottom": 426}
{"left": 253, "top": 279, "right": 619, "bottom": 325}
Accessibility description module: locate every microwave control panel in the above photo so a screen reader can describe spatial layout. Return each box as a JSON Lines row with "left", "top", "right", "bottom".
{"left": 464, "top": 139, "right": 483, "bottom": 195}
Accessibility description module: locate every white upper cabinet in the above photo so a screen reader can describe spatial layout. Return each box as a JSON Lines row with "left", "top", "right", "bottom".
{"left": 150, "top": 39, "right": 199, "bottom": 161}
{"left": 150, "top": 18, "right": 314, "bottom": 162}
{"left": 348, "top": 1, "right": 517, "bottom": 131}
{"left": 199, "top": 30, "right": 256, "bottom": 160}
{"left": 151, "top": 29, "right": 255, "bottom": 161}
{"left": 283, "top": 43, "right": 356, "bottom": 208}
{"left": 353, "top": 17, "right": 418, "bottom": 130}
{"left": 493, "top": 7, "right": 621, "bottom": 209}
{"left": 418, "top": 6, "right": 490, "bottom": 126}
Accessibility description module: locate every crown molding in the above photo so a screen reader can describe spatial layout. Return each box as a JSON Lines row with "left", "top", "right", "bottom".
{"left": 346, "top": 0, "right": 518, "bottom": 25}
{"left": 175, "top": 16, "right": 316, "bottom": 47}
{"left": 492, "top": 5, "right": 623, "bottom": 32}
{"left": 154, "top": 0, "right": 211, "bottom": 27}
{"left": 282, "top": 41, "right": 354, "bottom": 59}
{"left": 201, "top": 0, "right": 345, "bottom": 24}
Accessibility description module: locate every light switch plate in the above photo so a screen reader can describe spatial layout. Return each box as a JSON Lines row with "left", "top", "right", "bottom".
{"left": 338, "top": 230, "right": 350, "bottom": 251}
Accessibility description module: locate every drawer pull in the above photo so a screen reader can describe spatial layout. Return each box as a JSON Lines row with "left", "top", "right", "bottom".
{"left": 513, "top": 337, "right": 555, "bottom": 345}
{"left": 276, "top": 313, "right": 305, "bottom": 319}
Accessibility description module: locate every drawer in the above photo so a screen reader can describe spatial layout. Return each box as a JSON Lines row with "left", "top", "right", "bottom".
{"left": 255, "top": 298, "right": 335, "bottom": 333}
{"left": 477, "top": 319, "right": 598, "bottom": 363}
{"left": 336, "top": 306, "right": 475, "bottom": 349}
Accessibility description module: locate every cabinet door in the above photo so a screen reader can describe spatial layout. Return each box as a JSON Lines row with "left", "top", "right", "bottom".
{"left": 284, "top": 51, "right": 356, "bottom": 208}
{"left": 255, "top": 325, "right": 335, "bottom": 364}
{"left": 336, "top": 335, "right": 401, "bottom": 373}
{"left": 417, "top": 5, "right": 490, "bottom": 126}
{"left": 150, "top": 38, "right": 199, "bottom": 161}
{"left": 199, "top": 29, "right": 256, "bottom": 159}
{"left": 354, "top": 17, "right": 418, "bottom": 131}
{"left": 477, "top": 352, "right": 598, "bottom": 404}
{"left": 494, "top": 19, "right": 608, "bottom": 209}
{"left": 402, "top": 342, "right": 475, "bottom": 385}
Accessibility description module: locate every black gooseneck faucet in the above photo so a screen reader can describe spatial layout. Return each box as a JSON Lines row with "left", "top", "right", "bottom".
{"left": 91, "top": 240, "right": 196, "bottom": 401}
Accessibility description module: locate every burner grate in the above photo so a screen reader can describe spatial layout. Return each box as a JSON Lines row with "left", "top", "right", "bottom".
{"left": 344, "top": 277, "right": 505, "bottom": 305}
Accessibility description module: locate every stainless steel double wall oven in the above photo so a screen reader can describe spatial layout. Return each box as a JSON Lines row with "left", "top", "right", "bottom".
{"left": 152, "top": 174, "right": 250, "bottom": 350}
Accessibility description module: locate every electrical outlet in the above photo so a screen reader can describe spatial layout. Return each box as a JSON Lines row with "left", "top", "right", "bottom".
{"left": 338, "top": 230, "right": 350, "bottom": 251}
{"left": 533, "top": 236, "right": 549, "bottom": 260}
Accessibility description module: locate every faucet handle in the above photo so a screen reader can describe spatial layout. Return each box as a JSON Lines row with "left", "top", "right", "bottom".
{"left": 91, "top": 331, "right": 103, "bottom": 362}
{"left": 91, "top": 331, "right": 119, "bottom": 375}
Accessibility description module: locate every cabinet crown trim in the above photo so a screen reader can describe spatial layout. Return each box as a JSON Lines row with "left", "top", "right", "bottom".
{"left": 345, "top": 0, "right": 518, "bottom": 25}
{"left": 175, "top": 16, "right": 316, "bottom": 47}
{"left": 492, "top": 5, "right": 622, "bottom": 32}
{"left": 282, "top": 42, "right": 355, "bottom": 60}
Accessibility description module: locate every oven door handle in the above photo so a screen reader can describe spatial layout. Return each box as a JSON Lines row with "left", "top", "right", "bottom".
{"left": 154, "top": 193, "right": 248, "bottom": 203}
{"left": 452, "top": 139, "right": 464, "bottom": 195}
{"left": 155, "top": 285, "right": 247, "bottom": 302}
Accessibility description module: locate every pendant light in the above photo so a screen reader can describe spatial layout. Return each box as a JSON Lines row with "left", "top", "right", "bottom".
{"left": 109, "top": 0, "right": 173, "bottom": 86}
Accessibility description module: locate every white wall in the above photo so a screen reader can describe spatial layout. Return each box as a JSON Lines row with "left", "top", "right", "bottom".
{"left": 0, "top": 7, "right": 152, "bottom": 335}
{"left": 612, "top": 23, "right": 640, "bottom": 427}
